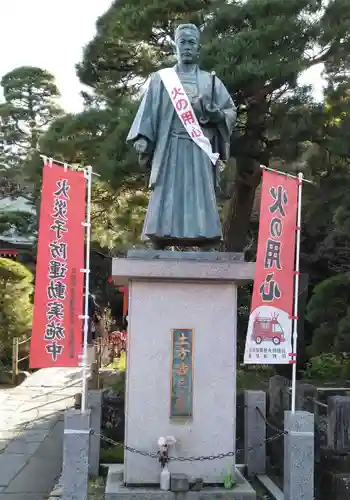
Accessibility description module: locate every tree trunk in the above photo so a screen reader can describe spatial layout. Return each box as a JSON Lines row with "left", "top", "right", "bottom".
{"left": 223, "top": 92, "right": 269, "bottom": 253}
{"left": 223, "top": 156, "right": 261, "bottom": 252}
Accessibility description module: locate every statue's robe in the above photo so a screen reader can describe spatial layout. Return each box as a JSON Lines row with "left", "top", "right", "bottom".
{"left": 127, "top": 65, "right": 236, "bottom": 247}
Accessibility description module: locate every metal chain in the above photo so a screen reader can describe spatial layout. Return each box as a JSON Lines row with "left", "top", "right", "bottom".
{"left": 98, "top": 434, "right": 158, "bottom": 459}
{"left": 255, "top": 406, "right": 288, "bottom": 435}
{"left": 94, "top": 430, "right": 284, "bottom": 462}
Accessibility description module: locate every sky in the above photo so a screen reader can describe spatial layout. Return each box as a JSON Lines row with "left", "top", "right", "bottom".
{"left": 0, "top": 0, "right": 325, "bottom": 113}
{"left": 0, "top": 0, "right": 114, "bottom": 112}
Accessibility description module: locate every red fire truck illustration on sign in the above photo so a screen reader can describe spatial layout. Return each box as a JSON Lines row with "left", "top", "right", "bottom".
{"left": 251, "top": 313, "right": 285, "bottom": 345}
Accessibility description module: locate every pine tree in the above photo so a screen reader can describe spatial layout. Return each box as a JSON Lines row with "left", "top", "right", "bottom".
{"left": 74, "top": 0, "right": 350, "bottom": 251}
{"left": 0, "top": 66, "right": 63, "bottom": 238}
{"left": 24, "top": 0, "right": 350, "bottom": 358}
{"left": 0, "top": 66, "right": 62, "bottom": 167}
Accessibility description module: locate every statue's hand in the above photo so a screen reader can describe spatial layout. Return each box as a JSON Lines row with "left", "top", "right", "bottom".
{"left": 138, "top": 153, "right": 150, "bottom": 169}
{"left": 134, "top": 137, "right": 148, "bottom": 154}
{"left": 133, "top": 137, "right": 151, "bottom": 169}
{"left": 205, "top": 104, "right": 224, "bottom": 124}
{"left": 192, "top": 96, "right": 206, "bottom": 122}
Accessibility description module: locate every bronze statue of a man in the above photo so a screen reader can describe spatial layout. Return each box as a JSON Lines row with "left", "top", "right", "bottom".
{"left": 127, "top": 23, "right": 236, "bottom": 249}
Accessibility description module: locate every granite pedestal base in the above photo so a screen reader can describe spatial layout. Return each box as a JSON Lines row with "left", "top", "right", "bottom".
{"left": 112, "top": 251, "right": 255, "bottom": 485}
{"left": 105, "top": 465, "right": 256, "bottom": 500}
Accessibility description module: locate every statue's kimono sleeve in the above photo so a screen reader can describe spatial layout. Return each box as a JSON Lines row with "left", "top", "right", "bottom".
{"left": 126, "top": 73, "right": 162, "bottom": 147}
{"left": 126, "top": 72, "right": 175, "bottom": 189}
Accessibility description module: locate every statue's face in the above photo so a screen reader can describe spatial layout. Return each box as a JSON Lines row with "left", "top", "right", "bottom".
{"left": 175, "top": 31, "right": 199, "bottom": 64}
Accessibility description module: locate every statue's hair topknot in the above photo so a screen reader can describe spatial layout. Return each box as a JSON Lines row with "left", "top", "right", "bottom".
{"left": 174, "top": 24, "right": 200, "bottom": 42}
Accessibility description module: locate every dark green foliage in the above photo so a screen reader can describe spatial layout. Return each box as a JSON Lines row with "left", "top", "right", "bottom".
{"left": 0, "top": 66, "right": 62, "bottom": 165}
{"left": 99, "top": 444, "right": 124, "bottom": 464}
{"left": 303, "top": 353, "right": 350, "bottom": 382}
{"left": 306, "top": 274, "right": 350, "bottom": 356}
{"left": 0, "top": 258, "right": 33, "bottom": 354}
{"left": 0, "top": 66, "right": 63, "bottom": 240}
{"left": 0, "top": 210, "right": 36, "bottom": 238}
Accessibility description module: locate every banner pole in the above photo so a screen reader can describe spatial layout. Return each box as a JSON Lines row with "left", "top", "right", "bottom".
{"left": 291, "top": 172, "right": 303, "bottom": 413}
{"left": 260, "top": 164, "right": 314, "bottom": 184}
{"left": 81, "top": 165, "right": 93, "bottom": 414}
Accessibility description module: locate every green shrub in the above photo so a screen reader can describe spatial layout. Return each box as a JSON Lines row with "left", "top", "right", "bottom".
{"left": 117, "top": 351, "right": 126, "bottom": 372}
{"left": 110, "top": 371, "right": 126, "bottom": 396}
{"left": 306, "top": 274, "right": 350, "bottom": 357}
{"left": 100, "top": 444, "right": 124, "bottom": 463}
{"left": 105, "top": 351, "right": 126, "bottom": 371}
{"left": 0, "top": 258, "right": 33, "bottom": 357}
{"left": 237, "top": 365, "right": 275, "bottom": 391}
{"left": 303, "top": 353, "right": 350, "bottom": 382}
{"left": 88, "top": 476, "right": 105, "bottom": 499}
{"left": 105, "top": 351, "right": 126, "bottom": 395}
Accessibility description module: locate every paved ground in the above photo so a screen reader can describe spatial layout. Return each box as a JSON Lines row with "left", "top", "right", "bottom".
{"left": 0, "top": 367, "right": 85, "bottom": 500}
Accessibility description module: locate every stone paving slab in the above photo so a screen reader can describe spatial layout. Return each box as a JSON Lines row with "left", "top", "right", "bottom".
{"left": 0, "top": 366, "right": 90, "bottom": 499}
{"left": 0, "top": 441, "right": 8, "bottom": 452}
{"left": 0, "top": 400, "right": 19, "bottom": 408}
{"left": 0, "top": 431, "right": 19, "bottom": 441}
{"left": 6, "top": 439, "right": 42, "bottom": 455}
{"left": 0, "top": 390, "right": 10, "bottom": 405}
{"left": 13, "top": 430, "right": 48, "bottom": 443}
{"left": 6, "top": 436, "right": 62, "bottom": 493}
{"left": 0, "top": 494, "right": 46, "bottom": 500}
{"left": 0, "top": 454, "right": 30, "bottom": 487}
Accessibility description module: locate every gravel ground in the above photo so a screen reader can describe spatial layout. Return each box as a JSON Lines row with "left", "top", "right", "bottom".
{"left": 47, "top": 475, "right": 106, "bottom": 499}
{"left": 88, "top": 477, "right": 106, "bottom": 499}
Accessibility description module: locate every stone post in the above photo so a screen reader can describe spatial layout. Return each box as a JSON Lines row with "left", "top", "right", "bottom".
{"left": 268, "top": 375, "right": 288, "bottom": 417}
{"left": 244, "top": 390, "right": 266, "bottom": 477}
{"left": 62, "top": 409, "right": 91, "bottom": 500}
{"left": 88, "top": 361, "right": 100, "bottom": 390}
{"left": 284, "top": 411, "right": 314, "bottom": 500}
{"left": 327, "top": 396, "right": 350, "bottom": 454}
{"left": 88, "top": 389, "right": 103, "bottom": 476}
{"left": 294, "top": 382, "right": 317, "bottom": 412}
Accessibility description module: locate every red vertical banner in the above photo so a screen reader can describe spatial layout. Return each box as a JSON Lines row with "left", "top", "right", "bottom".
{"left": 30, "top": 162, "right": 86, "bottom": 368}
{"left": 244, "top": 169, "right": 298, "bottom": 364}
{"left": 119, "top": 286, "right": 129, "bottom": 318}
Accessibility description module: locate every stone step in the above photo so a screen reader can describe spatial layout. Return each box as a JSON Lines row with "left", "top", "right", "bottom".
{"left": 105, "top": 466, "right": 256, "bottom": 500}
{"left": 105, "top": 464, "right": 124, "bottom": 497}
{"left": 256, "top": 475, "right": 283, "bottom": 500}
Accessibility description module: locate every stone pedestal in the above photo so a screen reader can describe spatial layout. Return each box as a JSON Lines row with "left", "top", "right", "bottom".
{"left": 112, "top": 251, "right": 254, "bottom": 485}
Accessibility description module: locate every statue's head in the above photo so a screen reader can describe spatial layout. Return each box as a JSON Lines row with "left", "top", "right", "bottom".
{"left": 174, "top": 24, "right": 200, "bottom": 64}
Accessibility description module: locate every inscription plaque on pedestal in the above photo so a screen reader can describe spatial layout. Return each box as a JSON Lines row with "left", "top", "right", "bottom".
{"left": 170, "top": 328, "right": 194, "bottom": 418}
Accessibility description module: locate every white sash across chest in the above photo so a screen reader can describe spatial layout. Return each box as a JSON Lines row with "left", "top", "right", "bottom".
{"left": 158, "top": 67, "right": 219, "bottom": 166}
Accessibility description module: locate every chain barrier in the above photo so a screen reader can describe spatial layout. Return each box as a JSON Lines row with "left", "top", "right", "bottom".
{"left": 92, "top": 429, "right": 285, "bottom": 462}
{"left": 97, "top": 433, "right": 158, "bottom": 459}
{"left": 255, "top": 406, "right": 287, "bottom": 435}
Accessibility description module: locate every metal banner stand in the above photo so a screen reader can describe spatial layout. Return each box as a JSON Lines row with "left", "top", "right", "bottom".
{"left": 291, "top": 172, "right": 303, "bottom": 413}
{"left": 80, "top": 165, "right": 93, "bottom": 413}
